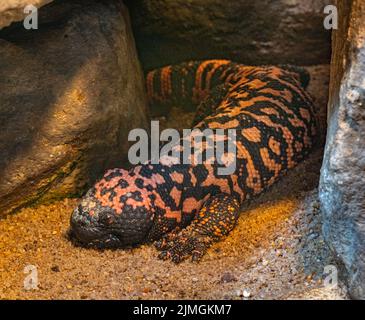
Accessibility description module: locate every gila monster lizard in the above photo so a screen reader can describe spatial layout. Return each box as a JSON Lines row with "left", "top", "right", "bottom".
{"left": 70, "top": 60, "right": 317, "bottom": 263}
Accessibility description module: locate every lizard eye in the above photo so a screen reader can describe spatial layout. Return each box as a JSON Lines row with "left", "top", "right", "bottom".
{"left": 99, "top": 210, "right": 117, "bottom": 226}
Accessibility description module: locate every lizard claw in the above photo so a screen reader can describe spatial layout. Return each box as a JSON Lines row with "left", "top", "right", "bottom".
{"left": 154, "top": 194, "right": 240, "bottom": 263}
{"left": 155, "top": 227, "right": 212, "bottom": 263}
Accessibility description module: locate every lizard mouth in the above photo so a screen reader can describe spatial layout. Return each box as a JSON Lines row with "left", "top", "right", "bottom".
{"left": 69, "top": 225, "right": 125, "bottom": 248}
{"left": 69, "top": 203, "right": 154, "bottom": 248}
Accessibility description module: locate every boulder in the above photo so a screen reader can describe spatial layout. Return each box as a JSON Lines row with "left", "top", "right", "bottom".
{"left": 0, "top": 0, "right": 149, "bottom": 216}
{"left": 125, "top": 0, "right": 332, "bottom": 71}
{"left": 0, "top": 0, "right": 53, "bottom": 29}
{"left": 319, "top": 0, "right": 365, "bottom": 299}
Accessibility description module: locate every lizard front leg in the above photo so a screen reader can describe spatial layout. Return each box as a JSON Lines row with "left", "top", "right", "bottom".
{"left": 155, "top": 193, "right": 240, "bottom": 263}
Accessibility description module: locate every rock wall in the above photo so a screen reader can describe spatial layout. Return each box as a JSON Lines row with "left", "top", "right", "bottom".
{"left": 0, "top": 0, "right": 149, "bottom": 216}
{"left": 125, "top": 0, "right": 332, "bottom": 71}
{"left": 319, "top": 0, "right": 365, "bottom": 299}
{"left": 0, "top": 0, "right": 53, "bottom": 29}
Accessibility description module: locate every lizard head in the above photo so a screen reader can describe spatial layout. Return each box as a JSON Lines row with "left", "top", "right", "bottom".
{"left": 70, "top": 167, "right": 156, "bottom": 248}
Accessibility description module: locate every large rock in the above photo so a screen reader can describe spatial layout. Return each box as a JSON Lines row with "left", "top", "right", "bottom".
{"left": 0, "top": 0, "right": 53, "bottom": 29}
{"left": 125, "top": 0, "right": 332, "bottom": 71}
{"left": 0, "top": 0, "right": 149, "bottom": 216}
{"left": 319, "top": 0, "right": 365, "bottom": 299}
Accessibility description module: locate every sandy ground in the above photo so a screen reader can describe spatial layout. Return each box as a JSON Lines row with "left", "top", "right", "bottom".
{"left": 0, "top": 65, "right": 349, "bottom": 300}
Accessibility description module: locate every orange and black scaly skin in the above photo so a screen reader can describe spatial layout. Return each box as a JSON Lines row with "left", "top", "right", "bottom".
{"left": 70, "top": 60, "right": 317, "bottom": 263}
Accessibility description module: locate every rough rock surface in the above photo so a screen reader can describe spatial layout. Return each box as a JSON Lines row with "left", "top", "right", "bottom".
{"left": 0, "top": 0, "right": 149, "bottom": 216}
{"left": 0, "top": 0, "right": 53, "bottom": 29}
{"left": 319, "top": 0, "right": 365, "bottom": 299}
{"left": 125, "top": 0, "right": 332, "bottom": 71}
